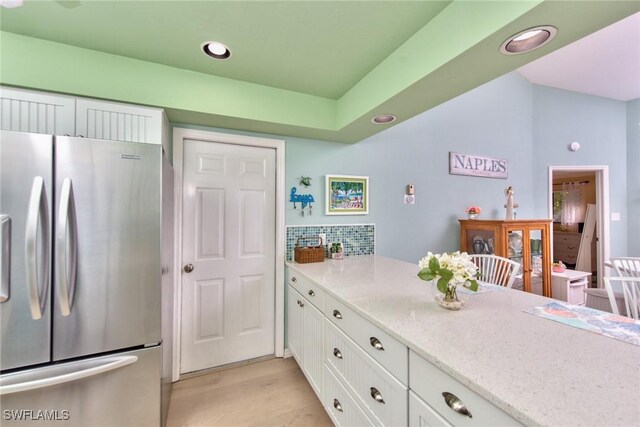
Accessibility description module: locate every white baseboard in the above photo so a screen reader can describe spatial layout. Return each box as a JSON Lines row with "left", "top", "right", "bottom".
{"left": 283, "top": 348, "right": 292, "bottom": 358}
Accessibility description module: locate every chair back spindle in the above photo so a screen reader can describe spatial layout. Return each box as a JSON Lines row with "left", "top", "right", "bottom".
{"left": 603, "top": 277, "right": 640, "bottom": 319}
{"left": 470, "top": 254, "right": 520, "bottom": 288}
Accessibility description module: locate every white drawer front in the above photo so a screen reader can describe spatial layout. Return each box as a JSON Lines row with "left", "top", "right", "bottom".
{"left": 410, "top": 351, "right": 522, "bottom": 427}
{"left": 326, "top": 321, "right": 408, "bottom": 427}
{"left": 288, "top": 268, "right": 324, "bottom": 310}
{"left": 325, "top": 293, "right": 408, "bottom": 384}
{"left": 324, "top": 365, "right": 375, "bottom": 427}
{"left": 409, "top": 391, "right": 453, "bottom": 427}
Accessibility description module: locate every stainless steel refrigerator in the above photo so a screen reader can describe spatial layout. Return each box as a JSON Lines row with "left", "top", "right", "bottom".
{"left": 0, "top": 131, "right": 173, "bottom": 426}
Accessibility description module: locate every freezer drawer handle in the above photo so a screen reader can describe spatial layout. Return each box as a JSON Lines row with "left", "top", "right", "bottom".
{"left": 25, "top": 177, "right": 50, "bottom": 319}
{"left": 1, "top": 215, "right": 11, "bottom": 303}
{"left": 0, "top": 355, "right": 138, "bottom": 396}
{"left": 56, "top": 178, "right": 78, "bottom": 316}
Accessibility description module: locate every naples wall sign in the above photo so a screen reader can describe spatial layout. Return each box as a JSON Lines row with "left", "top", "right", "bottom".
{"left": 449, "top": 152, "right": 508, "bottom": 179}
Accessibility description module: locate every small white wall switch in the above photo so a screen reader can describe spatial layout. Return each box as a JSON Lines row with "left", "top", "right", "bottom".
{"left": 611, "top": 212, "right": 620, "bottom": 221}
{"left": 318, "top": 233, "right": 327, "bottom": 245}
{"left": 404, "top": 194, "right": 415, "bottom": 205}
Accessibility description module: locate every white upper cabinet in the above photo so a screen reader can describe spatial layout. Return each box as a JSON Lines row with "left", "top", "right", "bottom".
{"left": 0, "top": 86, "right": 166, "bottom": 146}
{"left": 0, "top": 86, "right": 75, "bottom": 136}
{"left": 75, "top": 98, "right": 164, "bottom": 144}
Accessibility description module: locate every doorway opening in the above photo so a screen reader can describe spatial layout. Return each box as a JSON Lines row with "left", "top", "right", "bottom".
{"left": 548, "top": 166, "right": 610, "bottom": 289}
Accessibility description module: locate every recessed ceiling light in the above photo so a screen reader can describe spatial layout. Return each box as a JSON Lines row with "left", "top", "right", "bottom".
{"left": 372, "top": 114, "right": 396, "bottom": 124}
{"left": 201, "top": 41, "right": 231, "bottom": 60}
{"left": 500, "top": 25, "right": 557, "bottom": 55}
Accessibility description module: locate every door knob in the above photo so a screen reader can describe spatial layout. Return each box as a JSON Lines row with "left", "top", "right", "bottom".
{"left": 183, "top": 264, "right": 194, "bottom": 273}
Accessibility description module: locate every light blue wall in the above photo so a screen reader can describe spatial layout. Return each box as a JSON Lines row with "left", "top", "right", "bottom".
{"left": 348, "top": 72, "right": 534, "bottom": 262}
{"left": 531, "top": 86, "right": 629, "bottom": 257}
{"left": 173, "top": 71, "right": 633, "bottom": 262}
{"left": 628, "top": 99, "right": 640, "bottom": 256}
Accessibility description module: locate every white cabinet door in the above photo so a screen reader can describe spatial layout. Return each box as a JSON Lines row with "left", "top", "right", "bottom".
{"left": 303, "top": 300, "right": 324, "bottom": 399}
{"left": 287, "top": 286, "right": 303, "bottom": 363}
{"left": 75, "top": 98, "right": 164, "bottom": 144}
{"left": 0, "top": 86, "right": 75, "bottom": 136}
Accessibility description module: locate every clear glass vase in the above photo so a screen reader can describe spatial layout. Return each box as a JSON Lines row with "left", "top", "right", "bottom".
{"left": 431, "top": 282, "right": 469, "bottom": 310}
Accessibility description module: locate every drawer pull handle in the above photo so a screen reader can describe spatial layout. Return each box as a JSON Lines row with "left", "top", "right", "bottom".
{"left": 333, "top": 399, "right": 343, "bottom": 412}
{"left": 442, "top": 392, "right": 472, "bottom": 418}
{"left": 370, "top": 387, "right": 385, "bottom": 404}
{"left": 370, "top": 337, "right": 385, "bottom": 351}
{"left": 333, "top": 309, "right": 342, "bottom": 319}
{"left": 333, "top": 348, "right": 343, "bottom": 359}
{"left": 291, "top": 276, "right": 297, "bottom": 282}
{"left": 299, "top": 300, "right": 304, "bottom": 307}
{"left": 308, "top": 289, "right": 315, "bottom": 297}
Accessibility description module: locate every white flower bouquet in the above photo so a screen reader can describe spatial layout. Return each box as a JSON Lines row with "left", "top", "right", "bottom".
{"left": 418, "top": 251, "right": 479, "bottom": 305}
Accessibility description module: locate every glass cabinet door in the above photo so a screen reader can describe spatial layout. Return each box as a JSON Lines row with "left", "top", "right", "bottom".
{"left": 529, "top": 228, "right": 544, "bottom": 296}
{"left": 465, "top": 229, "right": 496, "bottom": 255}
{"left": 507, "top": 229, "right": 524, "bottom": 290}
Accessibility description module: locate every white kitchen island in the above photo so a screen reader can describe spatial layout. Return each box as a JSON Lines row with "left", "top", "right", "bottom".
{"left": 286, "top": 255, "right": 640, "bottom": 427}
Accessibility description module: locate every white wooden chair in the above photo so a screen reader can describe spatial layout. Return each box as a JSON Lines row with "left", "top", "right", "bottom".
{"left": 609, "top": 257, "right": 640, "bottom": 278}
{"left": 470, "top": 254, "right": 520, "bottom": 288}
{"left": 603, "top": 277, "right": 640, "bottom": 319}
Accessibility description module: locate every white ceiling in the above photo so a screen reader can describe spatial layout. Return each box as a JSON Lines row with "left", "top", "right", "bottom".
{"left": 518, "top": 12, "right": 640, "bottom": 101}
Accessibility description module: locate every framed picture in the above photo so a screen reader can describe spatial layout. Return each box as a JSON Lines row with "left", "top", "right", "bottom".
{"left": 325, "top": 175, "right": 369, "bottom": 215}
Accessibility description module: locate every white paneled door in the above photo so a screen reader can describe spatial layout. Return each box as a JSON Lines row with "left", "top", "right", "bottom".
{"left": 180, "top": 139, "right": 276, "bottom": 374}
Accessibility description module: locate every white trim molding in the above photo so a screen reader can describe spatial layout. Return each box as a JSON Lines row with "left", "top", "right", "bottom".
{"left": 172, "top": 127, "right": 286, "bottom": 381}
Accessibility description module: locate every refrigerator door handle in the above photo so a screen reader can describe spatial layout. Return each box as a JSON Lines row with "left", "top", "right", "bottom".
{"left": 1, "top": 214, "right": 10, "bottom": 303}
{"left": 0, "top": 355, "right": 138, "bottom": 396}
{"left": 56, "top": 178, "right": 78, "bottom": 316}
{"left": 25, "top": 177, "right": 50, "bottom": 319}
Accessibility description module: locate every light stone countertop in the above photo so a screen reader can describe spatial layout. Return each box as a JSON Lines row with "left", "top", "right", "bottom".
{"left": 286, "top": 255, "right": 640, "bottom": 427}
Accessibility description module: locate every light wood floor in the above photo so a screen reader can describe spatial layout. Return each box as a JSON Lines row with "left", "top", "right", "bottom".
{"left": 167, "top": 357, "right": 333, "bottom": 427}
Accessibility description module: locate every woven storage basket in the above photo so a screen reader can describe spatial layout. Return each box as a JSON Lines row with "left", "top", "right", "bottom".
{"left": 294, "top": 236, "right": 325, "bottom": 264}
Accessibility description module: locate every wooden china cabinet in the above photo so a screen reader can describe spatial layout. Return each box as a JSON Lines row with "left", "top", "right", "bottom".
{"left": 459, "top": 219, "right": 552, "bottom": 297}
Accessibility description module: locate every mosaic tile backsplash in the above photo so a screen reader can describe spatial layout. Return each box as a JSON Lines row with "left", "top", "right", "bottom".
{"left": 286, "top": 224, "right": 375, "bottom": 261}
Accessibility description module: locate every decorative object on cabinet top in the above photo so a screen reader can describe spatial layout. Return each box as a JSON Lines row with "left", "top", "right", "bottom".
{"left": 504, "top": 186, "right": 519, "bottom": 220}
{"left": 466, "top": 205, "right": 481, "bottom": 220}
{"left": 294, "top": 236, "right": 325, "bottom": 264}
{"left": 552, "top": 261, "right": 566, "bottom": 272}
{"left": 329, "top": 242, "right": 343, "bottom": 260}
{"left": 417, "top": 251, "right": 479, "bottom": 310}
